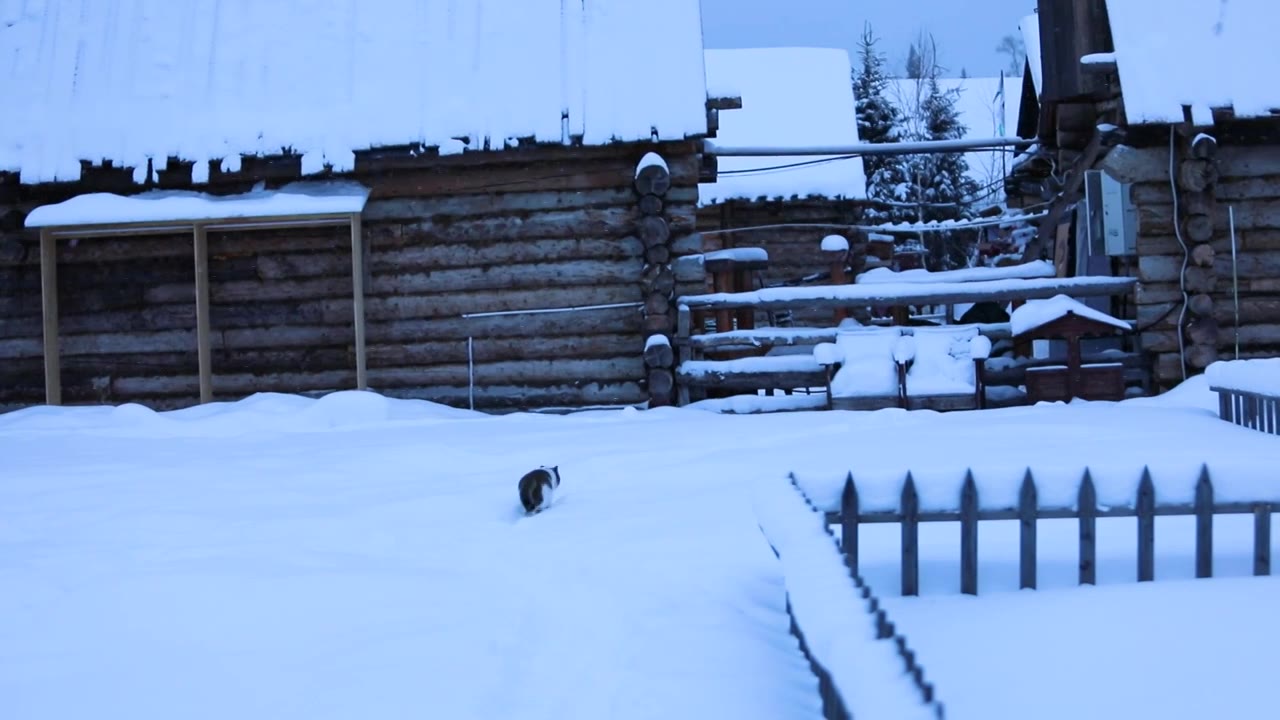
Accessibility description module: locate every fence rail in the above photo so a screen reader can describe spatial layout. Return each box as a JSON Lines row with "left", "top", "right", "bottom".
{"left": 1213, "top": 386, "right": 1280, "bottom": 435}
{"left": 823, "top": 465, "right": 1274, "bottom": 597}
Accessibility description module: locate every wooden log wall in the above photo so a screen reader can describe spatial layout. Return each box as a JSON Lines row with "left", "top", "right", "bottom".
{"left": 0, "top": 141, "right": 702, "bottom": 412}
{"left": 695, "top": 198, "right": 868, "bottom": 327}
{"left": 1101, "top": 141, "right": 1280, "bottom": 390}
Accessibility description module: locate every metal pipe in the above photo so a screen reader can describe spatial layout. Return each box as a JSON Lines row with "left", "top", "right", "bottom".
{"left": 704, "top": 136, "right": 1033, "bottom": 158}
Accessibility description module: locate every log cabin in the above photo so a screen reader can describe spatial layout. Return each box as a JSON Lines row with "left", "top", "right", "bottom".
{"left": 0, "top": 0, "right": 713, "bottom": 412}
{"left": 1007, "top": 0, "right": 1280, "bottom": 392}
{"left": 696, "top": 47, "right": 869, "bottom": 326}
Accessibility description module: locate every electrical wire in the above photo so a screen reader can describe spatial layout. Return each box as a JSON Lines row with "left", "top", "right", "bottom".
{"left": 1169, "top": 126, "right": 1190, "bottom": 381}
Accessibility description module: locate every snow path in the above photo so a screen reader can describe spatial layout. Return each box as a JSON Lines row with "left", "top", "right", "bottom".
{"left": 0, "top": 400, "right": 822, "bottom": 720}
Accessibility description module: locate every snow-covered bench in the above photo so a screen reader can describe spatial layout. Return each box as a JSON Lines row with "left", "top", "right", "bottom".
{"left": 814, "top": 324, "right": 990, "bottom": 411}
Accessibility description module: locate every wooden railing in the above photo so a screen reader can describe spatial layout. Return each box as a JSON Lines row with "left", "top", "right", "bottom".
{"left": 1212, "top": 386, "right": 1280, "bottom": 435}
{"left": 821, "top": 465, "right": 1274, "bottom": 596}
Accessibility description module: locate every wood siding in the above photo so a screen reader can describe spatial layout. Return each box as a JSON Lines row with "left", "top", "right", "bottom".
{"left": 0, "top": 143, "right": 701, "bottom": 412}
{"left": 1101, "top": 144, "right": 1280, "bottom": 389}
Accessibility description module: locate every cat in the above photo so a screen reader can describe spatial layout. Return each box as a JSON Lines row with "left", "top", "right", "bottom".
{"left": 518, "top": 465, "right": 561, "bottom": 515}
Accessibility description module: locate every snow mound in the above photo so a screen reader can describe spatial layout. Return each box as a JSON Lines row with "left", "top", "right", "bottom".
{"left": 754, "top": 476, "right": 939, "bottom": 720}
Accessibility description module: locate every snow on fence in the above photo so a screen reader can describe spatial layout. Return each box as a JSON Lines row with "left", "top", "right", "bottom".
{"left": 755, "top": 475, "right": 944, "bottom": 720}
{"left": 1207, "top": 359, "right": 1280, "bottom": 436}
{"left": 821, "top": 466, "right": 1274, "bottom": 596}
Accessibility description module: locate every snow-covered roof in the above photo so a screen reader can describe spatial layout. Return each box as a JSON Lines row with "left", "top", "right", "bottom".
{"left": 1106, "top": 0, "right": 1280, "bottom": 123}
{"left": 1021, "top": 14, "right": 1043, "bottom": 96}
{"left": 25, "top": 182, "right": 370, "bottom": 229}
{"left": 887, "top": 75, "right": 1024, "bottom": 188}
{"left": 1011, "top": 294, "right": 1132, "bottom": 336}
{"left": 698, "top": 48, "right": 866, "bottom": 206}
{"left": 0, "top": 0, "right": 709, "bottom": 185}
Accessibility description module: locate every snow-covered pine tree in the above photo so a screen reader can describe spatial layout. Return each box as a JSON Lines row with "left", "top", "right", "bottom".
{"left": 853, "top": 24, "right": 907, "bottom": 220}
{"left": 918, "top": 75, "right": 982, "bottom": 268}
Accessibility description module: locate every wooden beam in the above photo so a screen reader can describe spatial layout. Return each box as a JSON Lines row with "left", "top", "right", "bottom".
{"left": 38, "top": 213, "right": 356, "bottom": 239}
{"left": 1020, "top": 128, "right": 1110, "bottom": 262}
{"left": 351, "top": 213, "right": 368, "bottom": 390}
{"left": 193, "top": 223, "right": 213, "bottom": 404}
{"left": 39, "top": 228, "right": 61, "bottom": 405}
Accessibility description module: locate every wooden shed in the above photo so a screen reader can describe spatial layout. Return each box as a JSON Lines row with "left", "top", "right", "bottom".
{"left": 1006, "top": 0, "right": 1280, "bottom": 392}
{"left": 0, "top": 0, "right": 713, "bottom": 412}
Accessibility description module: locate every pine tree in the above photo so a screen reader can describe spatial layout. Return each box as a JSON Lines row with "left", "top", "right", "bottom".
{"left": 917, "top": 76, "right": 981, "bottom": 268}
{"left": 853, "top": 24, "right": 907, "bottom": 218}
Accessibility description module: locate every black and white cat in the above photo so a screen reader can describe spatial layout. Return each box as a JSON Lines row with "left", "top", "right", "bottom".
{"left": 518, "top": 465, "right": 561, "bottom": 515}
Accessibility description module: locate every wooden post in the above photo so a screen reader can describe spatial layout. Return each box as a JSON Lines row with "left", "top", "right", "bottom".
{"left": 960, "top": 471, "right": 979, "bottom": 596}
{"left": 1019, "top": 470, "right": 1037, "bottom": 590}
{"left": 1255, "top": 504, "right": 1272, "bottom": 577}
{"left": 1078, "top": 470, "right": 1097, "bottom": 585}
{"left": 350, "top": 213, "right": 368, "bottom": 390}
{"left": 901, "top": 473, "right": 919, "bottom": 597}
{"left": 1137, "top": 469, "right": 1156, "bottom": 582}
{"left": 841, "top": 474, "right": 859, "bottom": 576}
{"left": 39, "top": 228, "right": 61, "bottom": 405}
{"left": 193, "top": 224, "right": 213, "bottom": 404}
{"left": 1194, "top": 465, "right": 1213, "bottom": 579}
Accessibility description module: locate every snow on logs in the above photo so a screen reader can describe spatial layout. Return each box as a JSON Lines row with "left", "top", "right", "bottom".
{"left": 636, "top": 152, "right": 678, "bottom": 407}
{"left": 1178, "top": 133, "right": 1221, "bottom": 372}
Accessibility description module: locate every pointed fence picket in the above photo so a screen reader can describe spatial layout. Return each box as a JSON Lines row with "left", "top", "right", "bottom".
{"left": 827, "top": 465, "right": 1274, "bottom": 597}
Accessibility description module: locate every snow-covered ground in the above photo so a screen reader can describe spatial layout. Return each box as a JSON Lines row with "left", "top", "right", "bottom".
{"left": 2, "top": 377, "right": 1277, "bottom": 719}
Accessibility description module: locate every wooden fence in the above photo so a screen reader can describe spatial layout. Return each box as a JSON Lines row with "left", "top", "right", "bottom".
{"left": 1213, "top": 386, "right": 1280, "bottom": 435}
{"left": 767, "top": 475, "right": 945, "bottom": 720}
{"left": 822, "top": 465, "right": 1274, "bottom": 596}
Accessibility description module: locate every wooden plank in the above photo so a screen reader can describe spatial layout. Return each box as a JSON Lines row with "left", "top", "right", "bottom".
{"left": 1255, "top": 505, "right": 1272, "bottom": 576}
{"left": 1079, "top": 470, "right": 1098, "bottom": 586}
{"left": 1019, "top": 470, "right": 1037, "bottom": 590}
{"left": 1195, "top": 465, "right": 1214, "bottom": 579}
{"left": 679, "top": 276, "right": 1137, "bottom": 312}
{"left": 193, "top": 224, "right": 212, "bottom": 403}
{"left": 960, "top": 471, "right": 979, "bottom": 596}
{"left": 1137, "top": 469, "right": 1156, "bottom": 582}
{"left": 39, "top": 228, "right": 61, "bottom": 405}
{"left": 350, "top": 214, "right": 367, "bottom": 390}
{"left": 901, "top": 473, "right": 919, "bottom": 597}
{"left": 841, "top": 474, "right": 859, "bottom": 577}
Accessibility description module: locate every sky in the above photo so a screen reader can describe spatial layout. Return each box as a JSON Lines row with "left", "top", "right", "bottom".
{"left": 698, "top": 0, "right": 1036, "bottom": 79}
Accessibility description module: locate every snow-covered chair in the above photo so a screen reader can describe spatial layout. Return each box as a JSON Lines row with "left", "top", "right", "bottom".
{"left": 898, "top": 325, "right": 991, "bottom": 411}
{"left": 813, "top": 325, "right": 908, "bottom": 410}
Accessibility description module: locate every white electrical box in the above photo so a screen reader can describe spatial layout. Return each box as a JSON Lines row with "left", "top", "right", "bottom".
{"left": 1084, "top": 169, "right": 1137, "bottom": 256}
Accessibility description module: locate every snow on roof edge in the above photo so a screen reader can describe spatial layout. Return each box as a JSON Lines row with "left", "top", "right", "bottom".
{"left": 25, "top": 181, "right": 371, "bottom": 228}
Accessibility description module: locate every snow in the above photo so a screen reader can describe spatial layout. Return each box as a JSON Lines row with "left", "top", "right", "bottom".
{"left": 904, "top": 326, "right": 980, "bottom": 396}
{"left": 1080, "top": 52, "right": 1117, "bottom": 65}
{"left": 0, "top": 1, "right": 709, "bottom": 184}
{"left": 1021, "top": 14, "right": 1043, "bottom": 95}
{"left": 699, "top": 48, "right": 867, "bottom": 206}
{"left": 1, "top": 377, "right": 1276, "bottom": 717}
{"left": 820, "top": 235, "right": 850, "bottom": 252}
{"left": 1106, "top": 0, "right": 1280, "bottom": 123}
{"left": 25, "top": 182, "right": 370, "bottom": 228}
{"left": 828, "top": 327, "right": 903, "bottom": 397}
{"left": 969, "top": 335, "right": 993, "bottom": 361}
{"left": 678, "top": 355, "right": 822, "bottom": 378}
{"left": 681, "top": 275, "right": 1135, "bottom": 307}
{"left": 754, "top": 477, "right": 937, "bottom": 720}
{"left": 644, "top": 334, "right": 671, "bottom": 351}
{"left": 687, "top": 393, "right": 827, "bottom": 415}
{"left": 703, "top": 247, "right": 770, "bottom": 263}
{"left": 856, "top": 260, "right": 1055, "bottom": 285}
{"left": 1205, "top": 358, "right": 1280, "bottom": 396}
{"left": 635, "top": 152, "right": 670, "bottom": 178}
{"left": 883, "top": 576, "right": 1280, "bottom": 720}
{"left": 1010, "top": 294, "right": 1132, "bottom": 336}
